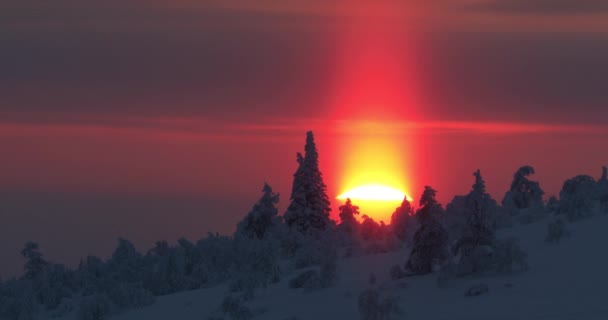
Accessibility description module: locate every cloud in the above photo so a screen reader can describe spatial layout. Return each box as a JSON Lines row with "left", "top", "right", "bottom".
{"left": 460, "top": 0, "right": 608, "bottom": 15}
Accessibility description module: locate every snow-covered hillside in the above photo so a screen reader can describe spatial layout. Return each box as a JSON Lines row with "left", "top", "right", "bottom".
{"left": 104, "top": 214, "right": 608, "bottom": 320}
{"left": 3, "top": 134, "right": 607, "bottom": 320}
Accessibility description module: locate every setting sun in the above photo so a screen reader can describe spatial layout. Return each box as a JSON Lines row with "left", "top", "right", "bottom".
{"left": 337, "top": 185, "right": 406, "bottom": 201}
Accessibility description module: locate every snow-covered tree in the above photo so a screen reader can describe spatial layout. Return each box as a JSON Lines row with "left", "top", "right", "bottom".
{"left": 416, "top": 186, "right": 445, "bottom": 221}
{"left": 358, "top": 287, "right": 402, "bottom": 320}
{"left": 337, "top": 198, "right": 360, "bottom": 242}
{"left": 236, "top": 183, "right": 280, "bottom": 240}
{"left": 558, "top": 175, "right": 598, "bottom": 221}
{"left": 78, "top": 294, "right": 113, "bottom": 320}
{"left": 229, "top": 237, "right": 281, "bottom": 299}
{"left": 105, "top": 239, "right": 154, "bottom": 310}
{"left": 502, "top": 165, "right": 544, "bottom": 213}
{"left": 391, "top": 196, "right": 416, "bottom": 242}
{"left": 195, "top": 233, "right": 234, "bottom": 286}
{"left": 21, "top": 242, "right": 48, "bottom": 279}
{"left": 447, "top": 170, "right": 497, "bottom": 236}
{"left": 405, "top": 186, "right": 448, "bottom": 275}
{"left": 142, "top": 241, "right": 193, "bottom": 296}
{"left": 284, "top": 131, "right": 332, "bottom": 234}
{"left": 108, "top": 238, "right": 142, "bottom": 283}
{"left": 450, "top": 171, "right": 497, "bottom": 275}
{"left": 360, "top": 215, "right": 383, "bottom": 241}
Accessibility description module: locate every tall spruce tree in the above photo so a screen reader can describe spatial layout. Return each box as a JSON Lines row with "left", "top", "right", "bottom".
{"left": 284, "top": 131, "right": 332, "bottom": 234}
{"left": 405, "top": 186, "right": 448, "bottom": 275}
{"left": 236, "top": 183, "right": 280, "bottom": 239}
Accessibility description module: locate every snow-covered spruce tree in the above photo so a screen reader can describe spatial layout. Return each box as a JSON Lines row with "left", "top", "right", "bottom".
{"left": 176, "top": 237, "right": 205, "bottom": 288}
{"left": 236, "top": 183, "right": 280, "bottom": 240}
{"left": 105, "top": 239, "right": 154, "bottom": 311}
{"left": 405, "top": 186, "right": 449, "bottom": 275}
{"left": 502, "top": 165, "right": 544, "bottom": 213}
{"left": 284, "top": 131, "right": 332, "bottom": 234}
{"left": 195, "top": 233, "right": 234, "bottom": 286}
{"left": 21, "top": 242, "right": 48, "bottom": 280}
{"left": 558, "top": 175, "right": 598, "bottom": 221}
{"left": 75, "top": 255, "right": 108, "bottom": 296}
{"left": 142, "top": 241, "right": 194, "bottom": 296}
{"left": 108, "top": 238, "right": 142, "bottom": 283}
{"left": 337, "top": 198, "right": 360, "bottom": 243}
{"left": 450, "top": 170, "right": 498, "bottom": 275}
{"left": 391, "top": 195, "right": 417, "bottom": 242}
{"left": 229, "top": 237, "right": 281, "bottom": 299}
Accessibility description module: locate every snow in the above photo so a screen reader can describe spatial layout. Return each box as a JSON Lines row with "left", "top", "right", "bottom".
{"left": 102, "top": 214, "right": 608, "bottom": 320}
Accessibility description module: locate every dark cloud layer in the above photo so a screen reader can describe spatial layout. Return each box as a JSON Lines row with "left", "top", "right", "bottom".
{"left": 420, "top": 32, "right": 608, "bottom": 124}
{"left": 462, "top": 0, "right": 608, "bottom": 15}
{"left": 1, "top": 0, "right": 607, "bottom": 124}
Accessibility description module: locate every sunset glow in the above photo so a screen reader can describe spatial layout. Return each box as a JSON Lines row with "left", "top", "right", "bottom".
{"left": 328, "top": 1, "right": 420, "bottom": 221}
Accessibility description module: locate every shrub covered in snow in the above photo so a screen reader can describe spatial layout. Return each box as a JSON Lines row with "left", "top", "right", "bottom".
{"left": 289, "top": 270, "right": 321, "bottom": 290}
{"left": 358, "top": 288, "right": 402, "bottom": 320}
{"left": 220, "top": 295, "right": 255, "bottom": 320}
{"left": 546, "top": 218, "right": 568, "bottom": 243}
{"left": 389, "top": 265, "right": 406, "bottom": 280}
{"left": 492, "top": 238, "right": 528, "bottom": 274}
{"left": 465, "top": 284, "right": 489, "bottom": 297}
{"left": 78, "top": 294, "right": 113, "bottom": 320}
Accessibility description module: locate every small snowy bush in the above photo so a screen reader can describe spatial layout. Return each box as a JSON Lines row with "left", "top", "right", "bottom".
{"left": 106, "top": 283, "right": 154, "bottom": 310}
{"left": 389, "top": 265, "right": 406, "bottom": 280}
{"left": 319, "top": 251, "right": 338, "bottom": 288}
{"left": 49, "top": 297, "right": 75, "bottom": 318}
{"left": 289, "top": 270, "right": 321, "bottom": 290}
{"left": 465, "top": 284, "right": 489, "bottom": 297}
{"left": 220, "top": 295, "right": 254, "bottom": 320}
{"left": 78, "top": 294, "right": 113, "bottom": 320}
{"left": 358, "top": 288, "right": 402, "bottom": 320}
{"left": 493, "top": 238, "right": 528, "bottom": 274}
{"left": 546, "top": 218, "right": 568, "bottom": 243}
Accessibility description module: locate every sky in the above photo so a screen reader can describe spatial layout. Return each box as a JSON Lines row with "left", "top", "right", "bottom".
{"left": 1, "top": 0, "right": 607, "bottom": 277}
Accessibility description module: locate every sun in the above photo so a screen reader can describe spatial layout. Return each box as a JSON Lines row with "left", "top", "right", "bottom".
{"left": 337, "top": 184, "right": 406, "bottom": 201}
{"left": 336, "top": 184, "right": 408, "bottom": 223}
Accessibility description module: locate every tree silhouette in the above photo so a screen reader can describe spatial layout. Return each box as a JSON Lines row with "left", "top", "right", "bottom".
{"left": 405, "top": 186, "right": 448, "bottom": 274}
{"left": 236, "top": 183, "right": 280, "bottom": 239}
{"left": 284, "top": 131, "right": 332, "bottom": 234}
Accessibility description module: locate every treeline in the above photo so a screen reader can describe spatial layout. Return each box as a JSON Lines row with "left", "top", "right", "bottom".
{"left": 1, "top": 131, "right": 607, "bottom": 320}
